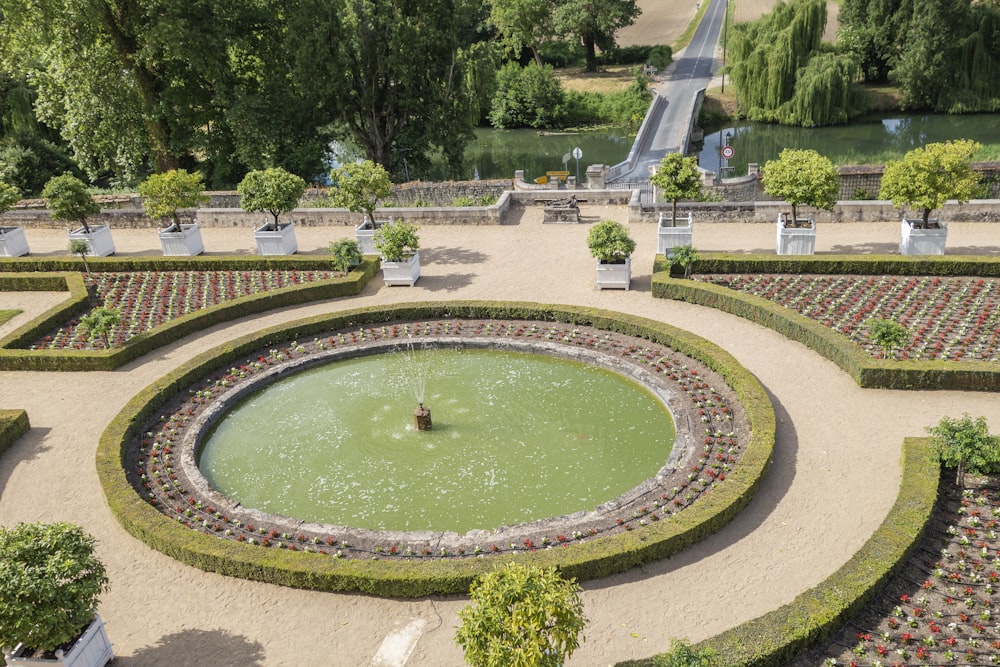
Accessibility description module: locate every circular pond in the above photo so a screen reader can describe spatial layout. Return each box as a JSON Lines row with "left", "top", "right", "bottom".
{"left": 198, "top": 347, "right": 676, "bottom": 533}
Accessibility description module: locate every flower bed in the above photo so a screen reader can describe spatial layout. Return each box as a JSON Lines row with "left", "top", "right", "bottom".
{"left": 32, "top": 270, "right": 336, "bottom": 350}
{"left": 132, "top": 319, "right": 751, "bottom": 560}
{"left": 698, "top": 275, "right": 1000, "bottom": 362}
{"left": 791, "top": 478, "right": 1000, "bottom": 666}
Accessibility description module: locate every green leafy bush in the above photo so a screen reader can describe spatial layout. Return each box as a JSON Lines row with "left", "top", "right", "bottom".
{"left": 489, "top": 62, "right": 566, "bottom": 129}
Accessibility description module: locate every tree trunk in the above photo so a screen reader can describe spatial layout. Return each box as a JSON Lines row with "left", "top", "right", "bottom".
{"left": 583, "top": 36, "right": 598, "bottom": 72}
{"left": 922, "top": 207, "right": 931, "bottom": 228}
{"left": 671, "top": 200, "right": 678, "bottom": 224}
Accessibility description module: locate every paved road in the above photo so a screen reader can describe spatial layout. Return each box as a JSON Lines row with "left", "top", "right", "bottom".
{"left": 614, "top": 0, "right": 728, "bottom": 181}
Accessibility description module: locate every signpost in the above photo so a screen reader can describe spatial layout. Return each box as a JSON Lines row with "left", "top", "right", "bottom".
{"left": 572, "top": 147, "right": 583, "bottom": 182}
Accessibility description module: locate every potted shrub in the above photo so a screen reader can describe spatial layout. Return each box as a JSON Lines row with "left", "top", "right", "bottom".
{"left": 373, "top": 220, "right": 420, "bottom": 286}
{"left": 879, "top": 139, "right": 982, "bottom": 255}
{"left": 328, "top": 238, "right": 363, "bottom": 275}
{"left": 42, "top": 174, "right": 114, "bottom": 257}
{"left": 328, "top": 160, "right": 392, "bottom": 254}
{"left": 762, "top": 149, "right": 838, "bottom": 255}
{"left": 237, "top": 167, "right": 306, "bottom": 255}
{"left": 587, "top": 218, "right": 636, "bottom": 290}
{"left": 138, "top": 169, "right": 208, "bottom": 256}
{"left": 0, "top": 180, "right": 29, "bottom": 257}
{"left": 0, "top": 522, "right": 113, "bottom": 667}
{"left": 649, "top": 153, "right": 701, "bottom": 254}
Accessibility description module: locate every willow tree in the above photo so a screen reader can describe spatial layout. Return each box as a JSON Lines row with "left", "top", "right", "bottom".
{"left": 729, "top": 0, "right": 865, "bottom": 126}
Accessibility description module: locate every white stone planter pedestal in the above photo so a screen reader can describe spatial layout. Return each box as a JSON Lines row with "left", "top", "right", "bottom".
{"left": 776, "top": 213, "right": 816, "bottom": 255}
{"left": 3, "top": 614, "right": 113, "bottom": 667}
{"left": 355, "top": 217, "right": 390, "bottom": 255}
{"left": 0, "top": 225, "right": 30, "bottom": 257}
{"left": 68, "top": 224, "right": 115, "bottom": 257}
{"left": 158, "top": 223, "right": 204, "bottom": 256}
{"left": 596, "top": 256, "right": 631, "bottom": 290}
{"left": 254, "top": 221, "right": 297, "bottom": 255}
{"left": 381, "top": 252, "right": 420, "bottom": 286}
{"left": 900, "top": 217, "right": 947, "bottom": 255}
{"left": 657, "top": 212, "right": 693, "bottom": 254}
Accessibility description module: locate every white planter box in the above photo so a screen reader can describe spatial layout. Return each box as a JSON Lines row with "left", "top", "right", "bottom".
{"left": 657, "top": 212, "right": 693, "bottom": 254}
{"left": 254, "top": 221, "right": 297, "bottom": 255}
{"left": 158, "top": 223, "right": 204, "bottom": 256}
{"left": 596, "top": 256, "right": 631, "bottom": 290}
{"left": 355, "top": 217, "right": 390, "bottom": 255}
{"left": 381, "top": 252, "right": 420, "bottom": 286}
{"left": 3, "top": 614, "right": 113, "bottom": 667}
{"left": 68, "top": 224, "right": 115, "bottom": 257}
{"left": 0, "top": 225, "right": 30, "bottom": 257}
{"left": 900, "top": 217, "right": 947, "bottom": 255}
{"left": 776, "top": 213, "right": 816, "bottom": 255}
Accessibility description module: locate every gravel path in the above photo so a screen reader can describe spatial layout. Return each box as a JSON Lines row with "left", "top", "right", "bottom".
{"left": 2, "top": 207, "right": 999, "bottom": 666}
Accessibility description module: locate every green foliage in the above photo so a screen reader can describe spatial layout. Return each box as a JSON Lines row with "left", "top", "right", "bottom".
{"left": 538, "top": 39, "right": 586, "bottom": 68}
{"left": 477, "top": 194, "right": 497, "bottom": 206}
{"left": 647, "top": 45, "right": 673, "bottom": 71}
{"left": 489, "top": 63, "right": 566, "bottom": 129}
{"left": 237, "top": 168, "right": 307, "bottom": 229}
{"left": 138, "top": 169, "right": 208, "bottom": 230}
{"left": 563, "top": 76, "right": 651, "bottom": 128}
{"left": 656, "top": 639, "right": 718, "bottom": 666}
{"left": 0, "top": 135, "right": 77, "bottom": 196}
{"left": 79, "top": 306, "right": 121, "bottom": 349}
{"left": 0, "top": 522, "right": 109, "bottom": 654}
{"left": 927, "top": 414, "right": 1000, "bottom": 486}
{"left": 552, "top": 0, "right": 642, "bottom": 72}
{"left": 489, "top": 0, "right": 553, "bottom": 66}
{"left": 328, "top": 239, "right": 363, "bottom": 274}
{"left": 0, "top": 409, "right": 30, "bottom": 459}
{"left": 328, "top": 160, "right": 392, "bottom": 225}
{"left": 666, "top": 245, "right": 699, "bottom": 279}
{"left": 451, "top": 196, "right": 475, "bottom": 207}
{"left": 867, "top": 318, "right": 909, "bottom": 359}
{"left": 730, "top": 0, "right": 867, "bottom": 126}
{"left": 373, "top": 221, "right": 420, "bottom": 261}
{"left": 0, "top": 180, "right": 21, "bottom": 213}
{"left": 68, "top": 239, "right": 92, "bottom": 274}
{"left": 762, "top": 148, "right": 838, "bottom": 220}
{"left": 879, "top": 140, "right": 983, "bottom": 226}
{"left": 650, "top": 153, "right": 702, "bottom": 221}
{"left": 455, "top": 562, "right": 587, "bottom": 667}
{"left": 586, "top": 218, "right": 635, "bottom": 261}
{"left": 41, "top": 174, "right": 100, "bottom": 232}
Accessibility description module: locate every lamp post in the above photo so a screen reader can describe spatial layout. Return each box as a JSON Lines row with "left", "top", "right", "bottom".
{"left": 721, "top": 0, "right": 729, "bottom": 93}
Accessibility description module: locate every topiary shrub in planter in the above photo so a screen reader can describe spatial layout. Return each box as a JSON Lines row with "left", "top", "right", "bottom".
{"left": 328, "top": 160, "right": 392, "bottom": 254}
{"left": 0, "top": 522, "right": 112, "bottom": 667}
{"left": 43, "top": 174, "right": 114, "bottom": 257}
{"left": 0, "top": 180, "right": 29, "bottom": 257}
{"left": 374, "top": 220, "right": 420, "bottom": 286}
{"left": 763, "top": 149, "right": 837, "bottom": 256}
{"left": 238, "top": 168, "right": 306, "bottom": 255}
{"left": 139, "top": 169, "right": 208, "bottom": 256}
{"left": 587, "top": 218, "right": 635, "bottom": 290}
{"left": 650, "top": 153, "right": 701, "bottom": 254}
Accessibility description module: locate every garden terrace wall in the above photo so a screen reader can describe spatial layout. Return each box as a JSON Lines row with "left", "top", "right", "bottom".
{"left": 651, "top": 256, "right": 1000, "bottom": 391}
{"left": 97, "top": 302, "right": 776, "bottom": 597}
{"left": 0, "top": 409, "right": 30, "bottom": 459}
{"left": 618, "top": 438, "right": 940, "bottom": 667}
{"left": 0, "top": 260, "right": 379, "bottom": 371}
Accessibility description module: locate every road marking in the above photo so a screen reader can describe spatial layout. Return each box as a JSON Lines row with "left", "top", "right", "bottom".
{"left": 370, "top": 618, "right": 426, "bottom": 666}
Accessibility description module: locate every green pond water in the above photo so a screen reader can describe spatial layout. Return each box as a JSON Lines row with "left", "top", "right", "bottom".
{"left": 198, "top": 348, "right": 675, "bottom": 533}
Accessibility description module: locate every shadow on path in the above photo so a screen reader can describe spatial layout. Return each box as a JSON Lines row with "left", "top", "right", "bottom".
{"left": 117, "top": 628, "right": 265, "bottom": 667}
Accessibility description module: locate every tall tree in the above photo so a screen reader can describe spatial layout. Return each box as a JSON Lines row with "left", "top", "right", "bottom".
{"left": 837, "top": 0, "right": 910, "bottom": 83}
{"left": 489, "top": 0, "right": 553, "bottom": 66}
{"left": 552, "top": 0, "right": 641, "bottom": 72}
{"left": 290, "top": 0, "right": 484, "bottom": 179}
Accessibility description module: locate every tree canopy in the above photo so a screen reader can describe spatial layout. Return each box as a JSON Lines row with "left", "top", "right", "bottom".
{"left": 489, "top": 0, "right": 553, "bottom": 66}
{"left": 650, "top": 153, "right": 702, "bottom": 222}
{"left": 237, "top": 168, "right": 307, "bottom": 228}
{"left": 762, "top": 148, "right": 839, "bottom": 220}
{"left": 138, "top": 169, "right": 208, "bottom": 230}
{"left": 0, "top": 179, "right": 20, "bottom": 214}
{"left": 927, "top": 414, "right": 1000, "bottom": 486}
{"left": 879, "top": 140, "right": 982, "bottom": 225}
{"left": 553, "top": 0, "right": 641, "bottom": 72}
{"left": 455, "top": 562, "right": 587, "bottom": 667}
{"left": 328, "top": 160, "right": 392, "bottom": 224}
{"left": 41, "top": 173, "right": 100, "bottom": 232}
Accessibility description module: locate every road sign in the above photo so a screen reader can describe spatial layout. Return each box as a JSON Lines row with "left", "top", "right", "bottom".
{"left": 721, "top": 145, "right": 735, "bottom": 159}
{"left": 572, "top": 147, "right": 583, "bottom": 159}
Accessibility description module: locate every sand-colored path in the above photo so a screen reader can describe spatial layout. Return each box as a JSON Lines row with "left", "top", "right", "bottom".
{"left": 2, "top": 209, "right": 1000, "bottom": 666}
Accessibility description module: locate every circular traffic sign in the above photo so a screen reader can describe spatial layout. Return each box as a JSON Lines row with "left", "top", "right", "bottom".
{"left": 721, "top": 145, "right": 735, "bottom": 159}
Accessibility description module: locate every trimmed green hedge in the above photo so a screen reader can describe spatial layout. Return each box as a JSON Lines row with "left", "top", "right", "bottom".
{"left": 0, "top": 260, "right": 379, "bottom": 371}
{"left": 617, "top": 437, "right": 940, "bottom": 667}
{"left": 0, "top": 409, "right": 30, "bottom": 458}
{"left": 0, "top": 255, "right": 351, "bottom": 273}
{"left": 97, "top": 302, "right": 776, "bottom": 596}
{"left": 656, "top": 253, "right": 1000, "bottom": 277}
{"left": 651, "top": 271, "right": 1000, "bottom": 392}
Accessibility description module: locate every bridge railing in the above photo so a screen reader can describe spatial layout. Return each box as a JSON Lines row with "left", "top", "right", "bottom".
{"left": 608, "top": 92, "right": 667, "bottom": 183}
